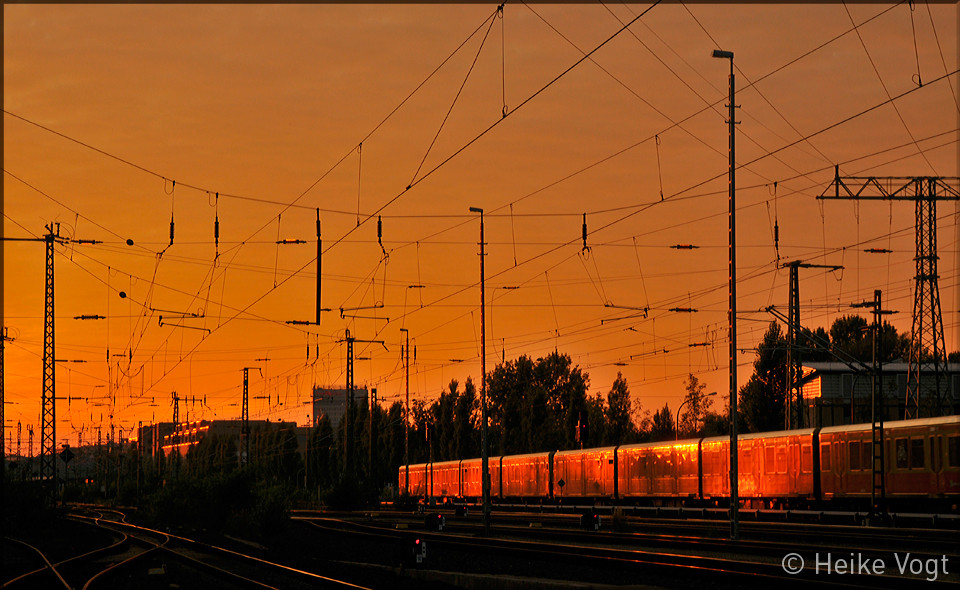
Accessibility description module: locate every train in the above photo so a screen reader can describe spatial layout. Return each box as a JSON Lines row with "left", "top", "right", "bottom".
{"left": 399, "top": 416, "right": 960, "bottom": 511}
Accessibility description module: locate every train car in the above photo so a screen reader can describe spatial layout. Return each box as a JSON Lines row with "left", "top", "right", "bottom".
{"left": 553, "top": 447, "right": 617, "bottom": 499}
{"left": 701, "top": 429, "right": 816, "bottom": 506}
{"left": 500, "top": 451, "right": 554, "bottom": 500}
{"left": 820, "top": 415, "right": 960, "bottom": 507}
{"left": 430, "top": 459, "right": 462, "bottom": 500}
{"left": 401, "top": 462, "right": 428, "bottom": 498}
{"left": 740, "top": 428, "right": 816, "bottom": 504}
{"left": 618, "top": 440, "right": 698, "bottom": 501}
{"left": 460, "top": 456, "right": 502, "bottom": 501}
{"left": 700, "top": 435, "right": 728, "bottom": 501}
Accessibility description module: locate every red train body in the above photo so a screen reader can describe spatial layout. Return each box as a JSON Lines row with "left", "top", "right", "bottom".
{"left": 398, "top": 416, "right": 959, "bottom": 511}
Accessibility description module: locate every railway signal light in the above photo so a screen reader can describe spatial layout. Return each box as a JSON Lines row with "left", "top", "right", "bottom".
{"left": 425, "top": 513, "right": 445, "bottom": 531}
{"left": 580, "top": 511, "right": 601, "bottom": 531}
{"left": 409, "top": 538, "right": 427, "bottom": 565}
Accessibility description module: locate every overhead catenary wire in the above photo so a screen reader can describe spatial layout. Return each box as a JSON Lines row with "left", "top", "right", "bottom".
{"left": 842, "top": 1, "right": 938, "bottom": 175}
{"left": 4, "top": 3, "right": 955, "bottom": 429}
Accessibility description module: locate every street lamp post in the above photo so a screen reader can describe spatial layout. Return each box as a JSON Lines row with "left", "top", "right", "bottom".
{"left": 469, "top": 206, "right": 490, "bottom": 535}
{"left": 712, "top": 47, "right": 739, "bottom": 541}
{"left": 676, "top": 391, "right": 717, "bottom": 441}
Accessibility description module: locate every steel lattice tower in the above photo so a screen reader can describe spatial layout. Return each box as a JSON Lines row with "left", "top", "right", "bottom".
{"left": 819, "top": 171, "right": 959, "bottom": 419}
{"left": 242, "top": 369, "right": 250, "bottom": 465}
{"left": 40, "top": 226, "right": 57, "bottom": 497}
{"left": 907, "top": 183, "right": 948, "bottom": 417}
{"left": 344, "top": 330, "right": 354, "bottom": 479}
{"left": 1, "top": 328, "right": 8, "bottom": 474}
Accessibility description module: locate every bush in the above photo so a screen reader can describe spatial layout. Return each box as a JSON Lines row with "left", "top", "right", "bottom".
{"left": 137, "top": 470, "right": 293, "bottom": 541}
{"left": 323, "top": 476, "right": 364, "bottom": 510}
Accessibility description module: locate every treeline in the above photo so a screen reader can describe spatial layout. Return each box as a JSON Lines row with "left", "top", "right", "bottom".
{"left": 9, "top": 313, "right": 953, "bottom": 529}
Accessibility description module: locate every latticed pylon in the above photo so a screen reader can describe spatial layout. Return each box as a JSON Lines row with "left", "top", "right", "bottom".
{"left": 818, "top": 171, "right": 959, "bottom": 418}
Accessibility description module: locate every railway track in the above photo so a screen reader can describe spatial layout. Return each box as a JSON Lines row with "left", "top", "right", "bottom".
{"left": 292, "top": 511, "right": 959, "bottom": 589}
{"left": 3, "top": 508, "right": 373, "bottom": 590}
{"left": 298, "top": 507, "right": 959, "bottom": 556}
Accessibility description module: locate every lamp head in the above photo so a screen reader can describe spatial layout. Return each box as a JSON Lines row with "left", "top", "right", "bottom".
{"left": 712, "top": 49, "right": 733, "bottom": 59}
{"left": 469, "top": 206, "right": 483, "bottom": 213}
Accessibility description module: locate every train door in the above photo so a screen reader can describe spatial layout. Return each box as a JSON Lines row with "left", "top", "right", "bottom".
{"left": 819, "top": 438, "right": 833, "bottom": 498}
{"left": 832, "top": 439, "right": 843, "bottom": 497}
{"left": 946, "top": 434, "right": 960, "bottom": 497}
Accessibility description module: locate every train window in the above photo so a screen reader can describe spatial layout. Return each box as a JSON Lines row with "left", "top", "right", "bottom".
{"left": 820, "top": 444, "right": 831, "bottom": 471}
{"left": 862, "top": 442, "right": 873, "bottom": 472}
{"left": 764, "top": 446, "right": 775, "bottom": 473}
{"left": 948, "top": 437, "right": 959, "bottom": 468}
{"left": 896, "top": 439, "right": 908, "bottom": 469}
{"left": 801, "top": 445, "right": 812, "bottom": 472}
{"left": 849, "top": 441, "right": 861, "bottom": 470}
{"left": 910, "top": 438, "right": 925, "bottom": 469}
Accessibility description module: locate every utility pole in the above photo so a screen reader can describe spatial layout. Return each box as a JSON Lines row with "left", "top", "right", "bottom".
{"left": 852, "top": 289, "right": 894, "bottom": 518}
{"left": 469, "top": 206, "right": 490, "bottom": 535}
{"left": 400, "top": 328, "right": 410, "bottom": 495}
{"left": 336, "top": 330, "right": 385, "bottom": 482}
{"left": 345, "top": 330, "right": 353, "bottom": 480}
{"left": 137, "top": 420, "right": 143, "bottom": 499}
{"left": 3, "top": 224, "right": 99, "bottom": 503}
{"left": 171, "top": 391, "right": 180, "bottom": 477}
{"left": 782, "top": 261, "right": 843, "bottom": 430}
{"left": 819, "top": 172, "right": 959, "bottom": 418}
{"left": 96, "top": 426, "right": 102, "bottom": 493}
{"left": 241, "top": 367, "right": 261, "bottom": 467}
{"left": 42, "top": 226, "right": 58, "bottom": 500}
{"left": 368, "top": 387, "right": 376, "bottom": 484}
{"left": 317, "top": 210, "right": 323, "bottom": 326}
{"left": 1, "top": 327, "right": 13, "bottom": 492}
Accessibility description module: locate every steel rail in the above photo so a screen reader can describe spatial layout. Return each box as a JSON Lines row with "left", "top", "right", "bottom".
{"left": 77, "top": 511, "right": 373, "bottom": 590}
{"left": 2, "top": 536, "right": 71, "bottom": 590}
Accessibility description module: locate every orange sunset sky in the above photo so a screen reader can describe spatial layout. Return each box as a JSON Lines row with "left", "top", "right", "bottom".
{"left": 3, "top": 2, "right": 958, "bottom": 447}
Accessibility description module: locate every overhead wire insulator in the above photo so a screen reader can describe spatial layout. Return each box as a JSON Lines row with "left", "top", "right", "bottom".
{"left": 670, "top": 244, "right": 699, "bottom": 250}
{"left": 864, "top": 248, "right": 893, "bottom": 254}
{"left": 214, "top": 192, "right": 220, "bottom": 256}
{"left": 581, "top": 213, "right": 588, "bottom": 253}
{"left": 167, "top": 179, "right": 176, "bottom": 248}
{"left": 378, "top": 215, "right": 386, "bottom": 256}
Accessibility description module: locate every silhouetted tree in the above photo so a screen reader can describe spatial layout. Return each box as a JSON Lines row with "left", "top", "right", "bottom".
{"left": 453, "top": 378, "right": 477, "bottom": 459}
{"left": 604, "top": 372, "right": 636, "bottom": 445}
{"left": 679, "top": 373, "right": 714, "bottom": 438}
{"left": 739, "top": 322, "right": 787, "bottom": 433}
{"left": 649, "top": 403, "right": 674, "bottom": 441}
{"left": 487, "top": 352, "right": 589, "bottom": 454}
{"left": 583, "top": 393, "right": 605, "bottom": 448}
